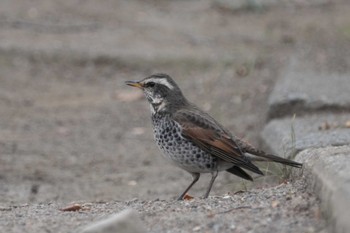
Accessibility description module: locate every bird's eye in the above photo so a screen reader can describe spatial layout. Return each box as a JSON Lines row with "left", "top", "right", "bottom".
{"left": 146, "top": 82, "right": 155, "bottom": 87}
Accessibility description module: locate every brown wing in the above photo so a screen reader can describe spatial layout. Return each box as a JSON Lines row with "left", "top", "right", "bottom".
{"left": 174, "top": 109, "right": 263, "bottom": 175}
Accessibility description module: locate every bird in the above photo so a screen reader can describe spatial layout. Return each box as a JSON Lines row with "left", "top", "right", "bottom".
{"left": 126, "top": 73, "right": 302, "bottom": 200}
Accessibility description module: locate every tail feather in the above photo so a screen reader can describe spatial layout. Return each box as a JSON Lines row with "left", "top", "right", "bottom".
{"left": 261, "top": 153, "right": 302, "bottom": 168}
{"left": 246, "top": 149, "right": 302, "bottom": 168}
{"left": 234, "top": 137, "right": 302, "bottom": 168}
{"left": 226, "top": 166, "right": 254, "bottom": 181}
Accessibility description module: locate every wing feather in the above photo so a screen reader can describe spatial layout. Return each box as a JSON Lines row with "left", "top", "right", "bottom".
{"left": 174, "top": 109, "right": 263, "bottom": 175}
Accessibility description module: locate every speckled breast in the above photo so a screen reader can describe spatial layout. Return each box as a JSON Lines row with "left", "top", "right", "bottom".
{"left": 151, "top": 113, "right": 217, "bottom": 173}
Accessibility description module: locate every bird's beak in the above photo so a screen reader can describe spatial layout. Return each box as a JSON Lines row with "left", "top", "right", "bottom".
{"left": 125, "top": 81, "right": 143, "bottom": 89}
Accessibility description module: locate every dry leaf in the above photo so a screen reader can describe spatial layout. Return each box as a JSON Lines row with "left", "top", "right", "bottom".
{"left": 233, "top": 190, "right": 246, "bottom": 195}
{"left": 281, "top": 180, "right": 289, "bottom": 185}
{"left": 183, "top": 194, "right": 194, "bottom": 201}
{"left": 207, "top": 211, "right": 215, "bottom": 218}
{"left": 318, "top": 121, "right": 331, "bottom": 131}
{"left": 59, "top": 204, "right": 82, "bottom": 212}
{"left": 236, "top": 65, "right": 249, "bottom": 77}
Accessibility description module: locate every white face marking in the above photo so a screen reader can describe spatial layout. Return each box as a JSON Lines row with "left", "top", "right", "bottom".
{"left": 149, "top": 101, "right": 167, "bottom": 114}
{"left": 151, "top": 95, "right": 163, "bottom": 104}
{"left": 157, "top": 101, "right": 167, "bottom": 111}
{"left": 149, "top": 103, "right": 156, "bottom": 114}
{"left": 148, "top": 95, "right": 167, "bottom": 114}
{"left": 145, "top": 78, "right": 174, "bottom": 90}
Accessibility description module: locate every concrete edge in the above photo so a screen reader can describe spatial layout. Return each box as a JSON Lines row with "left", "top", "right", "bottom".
{"left": 293, "top": 146, "right": 350, "bottom": 233}
{"left": 268, "top": 102, "right": 350, "bottom": 120}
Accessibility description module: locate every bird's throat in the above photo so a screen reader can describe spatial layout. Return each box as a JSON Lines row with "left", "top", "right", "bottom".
{"left": 150, "top": 101, "right": 167, "bottom": 114}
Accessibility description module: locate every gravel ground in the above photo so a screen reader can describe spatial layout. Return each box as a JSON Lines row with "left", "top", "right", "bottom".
{"left": 1, "top": 179, "right": 325, "bottom": 233}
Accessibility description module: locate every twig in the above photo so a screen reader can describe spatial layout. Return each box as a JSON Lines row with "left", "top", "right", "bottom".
{"left": 216, "top": 205, "right": 252, "bottom": 214}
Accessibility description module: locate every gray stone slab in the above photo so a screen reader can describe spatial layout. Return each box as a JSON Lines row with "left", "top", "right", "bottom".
{"left": 268, "top": 59, "right": 350, "bottom": 119}
{"left": 293, "top": 146, "right": 350, "bottom": 233}
{"left": 0, "top": 1, "right": 259, "bottom": 66}
{"left": 78, "top": 209, "right": 146, "bottom": 233}
{"left": 261, "top": 113, "right": 350, "bottom": 158}
{"left": 213, "top": 0, "right": 330, "bottom": 12}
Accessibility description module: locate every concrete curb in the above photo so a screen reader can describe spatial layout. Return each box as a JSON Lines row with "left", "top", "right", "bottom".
{"left": 262, "top": 57, "right": 350, "bottom": 233}
{"left": 294, "top": 146, "right": 350, "bottom": 233}
{"left": 267, "top": 58, "right": 350, "bottom": 119}
{"left": 261, "top": 113, "right": 350, "bottom": 157}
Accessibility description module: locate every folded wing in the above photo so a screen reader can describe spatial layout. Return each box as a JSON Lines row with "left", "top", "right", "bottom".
{"left": 174, "top": 109, "right": 264, "bottom": 175}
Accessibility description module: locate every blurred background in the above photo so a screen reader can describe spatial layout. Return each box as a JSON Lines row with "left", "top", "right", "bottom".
{"left": 0, "top": 0, "right": 349, "bottom": 203}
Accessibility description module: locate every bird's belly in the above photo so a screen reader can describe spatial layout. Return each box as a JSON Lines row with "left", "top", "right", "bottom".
{"left": 153, "top": 119, "right": 218, "bottom": 173}
{"left": 160, "top": 141, "right": 216, "bottom": 173}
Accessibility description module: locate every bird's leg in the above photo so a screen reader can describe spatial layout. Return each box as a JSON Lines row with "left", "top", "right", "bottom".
{"left": 203, "top": 170, "right": 219, "bottom": 198}
{"left": 177, "top": 173, "right": 200, "bottom": 201}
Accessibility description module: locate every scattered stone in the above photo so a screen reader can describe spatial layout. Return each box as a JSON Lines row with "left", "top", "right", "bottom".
{"left": 0, "top": 206, "right": 12, "bottom": 211}
{"left": 78, "top": 209, "right": 146, "bottom": 233}
{"left": 127, "top": 180, "right": 137, "bottom": 186}
{"left": 345, "top": 120, "right": 350, "bottom": 128}
{"left": 271, "top": 200, "right": 280, "bottom": 208}
{"left": 131, "top": 127, "right": 146, "bottom": 135}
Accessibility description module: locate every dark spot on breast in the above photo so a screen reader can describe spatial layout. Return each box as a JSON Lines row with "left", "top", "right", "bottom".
{"left": 196, "top": 154, "right": 201, "bottom": 159}
{"left": 206, "top": 163, "right": 211, "bottom": 169}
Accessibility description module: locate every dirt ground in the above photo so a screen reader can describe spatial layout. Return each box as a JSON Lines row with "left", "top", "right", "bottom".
{"left": 1, "top": 0, "right": 349, "bottom": 232}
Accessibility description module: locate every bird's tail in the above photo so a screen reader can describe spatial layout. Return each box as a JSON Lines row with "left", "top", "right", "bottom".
{"left": 226, "top": 166, "right": 253, "bottom": 181}
{"left": 249, "top": 153, "right": 303, "bottom": 168}
{"left": 234, "top": 137, "right": 302, "bottom": 168}
{"left": 247, "top": 151, "right": 302, "bottom": 168}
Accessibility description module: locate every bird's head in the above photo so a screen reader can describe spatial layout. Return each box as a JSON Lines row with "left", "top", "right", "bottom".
{"left": 126, "top": 73, "right": 187, "bottom": 114}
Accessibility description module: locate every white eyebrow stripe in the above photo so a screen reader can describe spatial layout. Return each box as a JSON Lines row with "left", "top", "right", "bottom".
{"left": 146, "top": 78, "right": 174, "bottom": 90}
